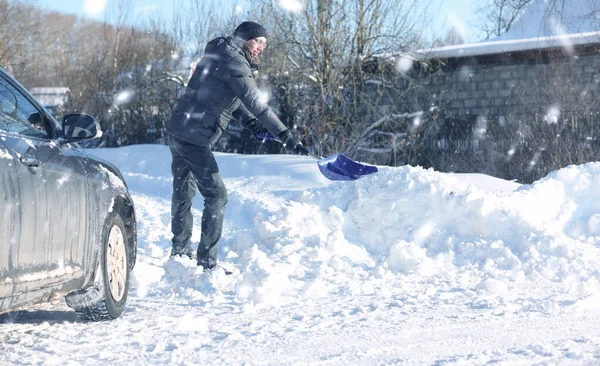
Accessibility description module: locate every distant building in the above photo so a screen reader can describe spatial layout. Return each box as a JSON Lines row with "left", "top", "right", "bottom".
{"left": 30, "top": 87, "right": 71, "bottom": 119}
{"left": 362, "top": 0, "right": 600, "bottom": 181}
{"left": 372, "top": 0, "right": 600, "bottom": 121}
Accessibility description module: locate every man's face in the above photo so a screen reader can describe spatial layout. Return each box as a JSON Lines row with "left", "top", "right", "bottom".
{"left": 247, "top": 37, "right": 267, "bottom": 58}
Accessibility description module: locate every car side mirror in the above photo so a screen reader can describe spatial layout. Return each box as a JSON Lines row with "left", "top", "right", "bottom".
{"left": 62, "top": 114, "right": 103, "bottom": 141}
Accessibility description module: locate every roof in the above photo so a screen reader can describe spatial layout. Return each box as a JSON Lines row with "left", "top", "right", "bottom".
{"left": 418, "top": 31, "right": 600, "bottom": 59}
{"left": 29, "top": 87, "right": 70, "bottom": 106}
{"left": 29, "top": 87, "right": 70, "bottom": 94}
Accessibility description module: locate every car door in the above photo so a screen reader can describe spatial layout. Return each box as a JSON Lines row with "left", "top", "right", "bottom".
{"left": 0, "top": 135, "right": 20, "bottom": 299}
{"left": 0, "top": 74, "right": 89, "bottom": 291}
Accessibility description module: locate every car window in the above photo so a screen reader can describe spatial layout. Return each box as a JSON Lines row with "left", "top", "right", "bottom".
{"left": 0, "top": 77, "right": 48, "bottom": 138}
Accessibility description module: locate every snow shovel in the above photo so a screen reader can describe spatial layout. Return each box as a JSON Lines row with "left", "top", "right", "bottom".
{"left": 254, "top": 132, "right": 378, "bottom": 180}
{"left": 308, "top": 152, "right": 378, "bottom": 181}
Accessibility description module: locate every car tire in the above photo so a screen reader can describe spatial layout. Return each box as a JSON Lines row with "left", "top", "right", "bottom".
{"left": 75, "top": 211, "right": 130, "bottom": 321}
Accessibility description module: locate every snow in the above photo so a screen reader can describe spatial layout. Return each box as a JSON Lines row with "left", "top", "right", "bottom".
{"left": 98, "top": 165, "right": 126, "bottom": 190}
{"left": 3, "top": 144, "right": 600, "bottom": 364}
{"left": 0, "top": 149, "right": 11, "bottom": 160}
{"left": 17, "top": 264, "right": 80, "bottom": 283}
{"left": 114, "top": 90, "right": 134, "bottom": 105}
{"left": 418, "top": 31, "right": 600, "bottom": 59}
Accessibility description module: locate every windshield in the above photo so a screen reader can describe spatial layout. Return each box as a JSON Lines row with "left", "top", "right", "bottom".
{"left": 0, "top": 77, "right": 48, "bottom": 138}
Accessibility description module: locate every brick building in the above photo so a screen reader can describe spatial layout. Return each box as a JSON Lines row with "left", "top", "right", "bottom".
{"left": 362, "top": 0, "right": 600, "bottom": 183}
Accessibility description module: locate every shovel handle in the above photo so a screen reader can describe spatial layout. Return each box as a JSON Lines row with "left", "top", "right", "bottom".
{"left": 307, "top": 152, "right": 323, "bottom": 160}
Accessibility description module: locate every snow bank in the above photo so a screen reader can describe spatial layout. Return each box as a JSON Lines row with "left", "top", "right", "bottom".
{"left": 86, "top": 145, "right": 600, "bottom": 311}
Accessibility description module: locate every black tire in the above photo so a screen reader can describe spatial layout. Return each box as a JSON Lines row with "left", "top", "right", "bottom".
{"left": 76, "top": 211, "right": 130, "bottom": 321}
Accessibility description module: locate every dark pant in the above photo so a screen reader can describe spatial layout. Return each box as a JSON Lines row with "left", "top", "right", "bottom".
{"left": 168, "top": 135, "right": 227, "bottom": 267}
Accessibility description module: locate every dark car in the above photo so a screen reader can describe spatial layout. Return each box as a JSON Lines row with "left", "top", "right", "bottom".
{"left": 0, "top": 66, "right": 137, "bottom": 321}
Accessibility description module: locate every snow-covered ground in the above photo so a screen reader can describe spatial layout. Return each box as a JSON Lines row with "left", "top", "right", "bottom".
{"left": 3, "top": 144, "right": 600, "bottom": 365}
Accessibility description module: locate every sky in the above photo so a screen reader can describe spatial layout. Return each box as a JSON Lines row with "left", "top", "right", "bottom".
{"left": 35, "top": 0, "right": 482, "bottom": 42}
{"left": 37, "top": 0, "right": 176, "bottom": 20}
{"left": 2, "top": 143, "right": 600, "bottom": 363}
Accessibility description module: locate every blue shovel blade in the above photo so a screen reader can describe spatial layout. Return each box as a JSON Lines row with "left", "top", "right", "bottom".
{"left": 316, "top": 153, "right": 378, "bottom": 181}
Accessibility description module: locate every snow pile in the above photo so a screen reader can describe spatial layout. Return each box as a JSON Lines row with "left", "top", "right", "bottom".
{"left": 87, "top": 145, "right": 600, "bottom": 311}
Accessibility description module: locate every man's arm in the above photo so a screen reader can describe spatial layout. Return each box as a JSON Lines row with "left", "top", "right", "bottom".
{"left": 232, "top": 103, "right": 265, "bottom": 137}
{"left": 222, "top": 57, "right": 288, "bottom": 137}
{"left": 223, "top": 57, "right": 308, "bottom": 155}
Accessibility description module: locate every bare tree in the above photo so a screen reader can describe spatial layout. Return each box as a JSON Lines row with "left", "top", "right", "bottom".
{"left": 0, "top": 0, "right": 41, "bottom": 72}
{"left": 244, "top": 0, "right": 431, "bottom": 157}
{"left": 108, "top": 0, "right": 133, "bottom": 78}
{"left": 171, "top": 0, "right": 223, "bottom": 60}
{"left": 440, "top": 26, "right": 466, "bottom": 46}
{"left": 480, "top": 0, "right": 600, "bottom": 39}
{"left": 475, "top": 0, "right": 533, "bottom": 39}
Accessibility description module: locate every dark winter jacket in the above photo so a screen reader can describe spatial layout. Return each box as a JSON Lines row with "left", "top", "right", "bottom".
{"left": 166, "top": 37, "right": 288, "bottom": 146}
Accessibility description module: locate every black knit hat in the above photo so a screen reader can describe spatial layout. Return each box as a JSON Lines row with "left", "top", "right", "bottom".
{"left": 234, "top": 21, "right": 268, "bottom": 41}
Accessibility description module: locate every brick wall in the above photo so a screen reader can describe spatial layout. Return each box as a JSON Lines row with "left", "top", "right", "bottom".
{"left": 390, "top": 45, "right": 600, "bottom": 124}
{"left": 359, "top": 44, "right": 600, "bottom": 182}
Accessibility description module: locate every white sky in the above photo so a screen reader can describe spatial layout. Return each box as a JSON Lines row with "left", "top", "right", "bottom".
{"left": 2, "top": 144, "right": 600, "bottom": 364}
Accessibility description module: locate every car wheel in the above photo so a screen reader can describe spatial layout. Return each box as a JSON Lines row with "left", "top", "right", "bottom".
{"left": 75, "top": 211, "right": 130, "bottom": 321}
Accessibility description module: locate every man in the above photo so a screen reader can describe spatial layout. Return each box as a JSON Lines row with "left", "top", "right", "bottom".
{"left": 165, "top": 21, "right": 308, "bottom": 272}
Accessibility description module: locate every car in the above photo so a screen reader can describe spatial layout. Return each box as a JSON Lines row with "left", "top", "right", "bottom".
{"left": 0, "top": 66, "right": 137, "bottom": 321}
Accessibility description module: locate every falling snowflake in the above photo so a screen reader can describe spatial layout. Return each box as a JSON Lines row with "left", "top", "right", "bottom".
{"left": 257, "top": 89, "right": 270, "bottom": 105}
{"left": 83, "top": 0, "right": 107, "bottom": 17}
{"left": 396, "top": 57, "right": 414, "bottom": 74}
{"left": 544, "top": 107, "right": 560, "bottom": 125}
{"left": 115, "top": 90, "right": 134, "bottom": 105}
{"left": 278, "top": 0, "right": 303, "bottom": 12}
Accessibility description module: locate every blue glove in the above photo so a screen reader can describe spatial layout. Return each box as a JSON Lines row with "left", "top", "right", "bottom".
{"left": 254, "top": 131, "right": 276, "bottom": 141}
{"left": 245, "top": 119, "right": 275, "bottom": 140}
